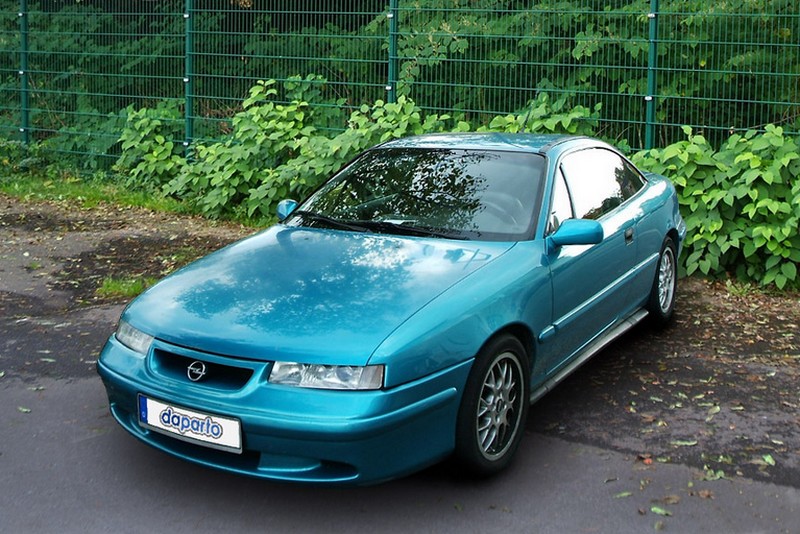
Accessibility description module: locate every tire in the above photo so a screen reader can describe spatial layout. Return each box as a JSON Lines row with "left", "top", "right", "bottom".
{"left": 454, "top": 334, "right": 530, "bottom": 477}
{"left": 647, "top": 236, "right": 678, "bottom": 327}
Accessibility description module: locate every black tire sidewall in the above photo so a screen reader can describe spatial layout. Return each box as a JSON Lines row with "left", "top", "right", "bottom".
{"left": 454, "top": 334, "right": 530, "bottom": 477}
{"left": 648, "top": 237, "right": 677, "bottom": 326}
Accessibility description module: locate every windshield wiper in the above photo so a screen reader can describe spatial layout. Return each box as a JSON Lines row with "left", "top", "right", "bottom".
{"left": 291, "top": 211, "right": 466, "bottom": 240}
{"left": 290, "top": 210, "right": 369, "bottom": 233}
{"left": 353, "top": 220, "right": 467, "bottom": 240}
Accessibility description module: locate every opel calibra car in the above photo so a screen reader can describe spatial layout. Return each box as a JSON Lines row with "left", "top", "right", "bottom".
{"left": 97, "top": 133, "right": 686, "bottom": 485}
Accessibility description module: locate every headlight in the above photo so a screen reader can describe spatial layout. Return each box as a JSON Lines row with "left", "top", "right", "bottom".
{"left": 116, "top": 320, "right": 154, "bottom": 356}
{"left": 269, "top": 362, "right": 384, "bottom": 390}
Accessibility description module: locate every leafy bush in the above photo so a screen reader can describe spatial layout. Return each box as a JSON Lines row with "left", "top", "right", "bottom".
{"left": 633, "top": 125, "right": 800, "bottom": 289}
{"left": 476, "top": 93, "right": 601, "bottom": 137}
{"left": 242, "top": 94, "right": 457, "bottom": 218}
{"left": 0, "top": 138, "right": 45, "bottom": 174}
{"left": 163, "top": 76, "right": 344, "bottom": 217}
{"left": 114, "top": 75, "right": 800, "bottom": 289}
{"left": 0, "top": 139, "right": 29, "bottom": 168}
{"left": 164, "top": 80, "right": 314, "bottom": 215}
{"left": 115, "top": 100, "right": 186, "bottom": 191}
{"left": 40, "top": 107, "right": 130, "bottom": 171}
{"left": 118, "top": 78, "right": 600, "bottom": 219}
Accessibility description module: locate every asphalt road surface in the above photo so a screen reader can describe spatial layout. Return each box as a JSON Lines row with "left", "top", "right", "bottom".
{"left": 1, "top": 195, "right": 798, "bottom": 533}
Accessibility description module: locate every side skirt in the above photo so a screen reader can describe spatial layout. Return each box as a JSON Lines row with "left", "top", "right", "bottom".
{"left": 529, "top": 308, "right": 649, "bottom": 404}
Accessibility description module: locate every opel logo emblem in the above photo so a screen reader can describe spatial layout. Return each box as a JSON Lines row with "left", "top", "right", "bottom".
{"left": 187, "top": 361, "right": 207, "bottom": 382}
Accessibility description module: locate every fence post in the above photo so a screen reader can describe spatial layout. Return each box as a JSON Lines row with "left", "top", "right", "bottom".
{"left": 18, "top": 0, "right": 30, "bottom": 145}
{"left": 645, "top": 0, "right": 659, "bottom": 149}
{"left": 184, "top": 0, "right": 194, "bottom": 155}
{"left": 387, "top": 0, "right": 398, "bottom": 103}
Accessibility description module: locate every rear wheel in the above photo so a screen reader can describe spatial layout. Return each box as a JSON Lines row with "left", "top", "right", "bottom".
{"left": 454, "top": 334, "right": 529, "bottom": 477}
{"left": 647, "top": 237, "right": 677, "bottom": 326}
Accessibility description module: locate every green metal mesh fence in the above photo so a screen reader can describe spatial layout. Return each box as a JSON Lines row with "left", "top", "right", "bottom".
{"left": 1, "top": 0, "right": 185, "bottom": 168}
{"left": 394, "top": 0, "right": 800, "bottom": 148}
{"left": 393, "top": 2, "right": 655, "bottom": 142}
{"left": 656, "top": 5, "right": 800, "bottom": 146}
{"left": 1, "top": 6, "right": 21, "bottom": 142}
{"left": 1, "top": 0, "right": 799, "bottom": 168}
{"left": 189, "top": 0, "right": 387, "bottom": 141}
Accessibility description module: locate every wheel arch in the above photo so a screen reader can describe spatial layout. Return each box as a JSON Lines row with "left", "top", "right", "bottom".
{"left": 666, "top": 227, "right": 680, "bottom": 249}
{"left": 479, "top": 322, "right": 536, "bottom": 371}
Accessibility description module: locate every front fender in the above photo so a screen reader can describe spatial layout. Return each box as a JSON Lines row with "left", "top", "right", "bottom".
{"left": 369, "top": 242, "right": 552, "bottom": 387}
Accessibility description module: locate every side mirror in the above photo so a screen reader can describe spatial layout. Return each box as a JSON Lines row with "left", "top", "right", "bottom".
{"left": 276, "top": 199, "right": 298, "bottom": 221}
{"left": 546, "top": 219, "right": 603, "bottom": 253}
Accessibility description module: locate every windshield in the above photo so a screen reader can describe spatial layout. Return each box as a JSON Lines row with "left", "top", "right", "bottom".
{"left": 287, "top": 147, "right": 545, "bottom": 241}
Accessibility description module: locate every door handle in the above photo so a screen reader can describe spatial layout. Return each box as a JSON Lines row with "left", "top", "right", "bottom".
{"left": 624, "top": 227, "right": 634, "bottom": 244}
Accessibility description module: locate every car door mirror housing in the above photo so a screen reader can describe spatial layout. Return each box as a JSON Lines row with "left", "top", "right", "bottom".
{"left": 547, "top": 219, "right": 603, "bottom": 251}
{"left": 277, "top": 199, "right": 298, "bottom": 221}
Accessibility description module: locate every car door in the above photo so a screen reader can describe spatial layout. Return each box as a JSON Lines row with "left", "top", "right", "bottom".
{"left": 544, "top": 148, "right": 642, "bottom": 373}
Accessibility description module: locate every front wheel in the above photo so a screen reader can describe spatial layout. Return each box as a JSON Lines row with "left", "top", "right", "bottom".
{"left": 647, "top": 237, "right": 678, "bottom": 327}
{"left": 454, "top": 334, "right": 530, "bottom": 477}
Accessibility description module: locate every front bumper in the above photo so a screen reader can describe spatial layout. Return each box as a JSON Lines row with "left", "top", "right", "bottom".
{"left": 97, "top": 335, "right": 472, "bottom": 485}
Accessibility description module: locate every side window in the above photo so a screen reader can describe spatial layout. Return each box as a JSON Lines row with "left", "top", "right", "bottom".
{"left": 560, "top": 148, "right": 640, "bottom": 220}
{"left": 547, "top": 169, "right": 573, "bottom": 234}
{"left": 619, "top": 159, "right": 646, "bottom": 199}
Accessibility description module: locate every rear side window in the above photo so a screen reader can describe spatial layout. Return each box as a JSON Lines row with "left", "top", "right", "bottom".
{"left": 560, "top": 148, "right": 645, "bottom": 220}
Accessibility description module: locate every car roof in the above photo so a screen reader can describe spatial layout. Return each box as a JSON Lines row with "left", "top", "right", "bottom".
{"left": 377, "top": 132, "right": 589, "bottom": 154}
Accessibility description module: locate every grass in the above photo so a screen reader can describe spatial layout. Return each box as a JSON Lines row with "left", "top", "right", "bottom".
{"left": 96, "top": 276, "right": 159, "bottom": 300}
{"left": 0, "top": 165, "right": 271, "bottom": 227}
{"left": 724, "top": 279, "right": 756, "bottom": 297}
{"left": 157, "top": 246, "right": 205, "bottom": 275}
{"left": 0, "top": 167, "right": 193, "bottom": 214}
{"left": 1, "top": 140, "right": 272, "bottom": 226}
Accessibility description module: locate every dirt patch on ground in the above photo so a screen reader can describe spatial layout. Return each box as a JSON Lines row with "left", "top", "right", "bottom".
{"left": 1, "top": 192, "right": 798, "bottom": 486}
{"left": 0, "top": 194, "right": 251, "bottom": 315}
{"left": 50, "top": 234, "right": 235, "bottom": 306}
{"left": 0, "top": 209, "right": 128, "bottom": 233}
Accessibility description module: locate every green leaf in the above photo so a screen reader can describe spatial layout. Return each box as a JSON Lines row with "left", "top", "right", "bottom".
{"left": 763, "top": 454, "right": 776, "bottom": 466}
{"left": 781, "top": 262, "right": 797, "bottom": 281}
{"left": 651, "top": 506, "right": 672, "bottom": 517}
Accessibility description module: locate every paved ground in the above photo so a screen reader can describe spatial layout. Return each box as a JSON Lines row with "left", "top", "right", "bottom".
{"left": 1, "top": 193, "right": 798, "bottom": 532}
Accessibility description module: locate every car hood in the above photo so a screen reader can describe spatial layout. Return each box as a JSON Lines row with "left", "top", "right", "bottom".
{"left": 124, "top": 226, "right": 514, "bottom": 364}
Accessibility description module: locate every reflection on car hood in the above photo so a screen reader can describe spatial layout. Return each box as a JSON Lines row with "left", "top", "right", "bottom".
{"left": 124, "top": 226, "right": 514, "bottom": 364}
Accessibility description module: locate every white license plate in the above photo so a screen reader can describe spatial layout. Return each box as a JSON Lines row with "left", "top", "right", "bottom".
{"left": 138, "top": 395, "right": 242, "bottom": 454}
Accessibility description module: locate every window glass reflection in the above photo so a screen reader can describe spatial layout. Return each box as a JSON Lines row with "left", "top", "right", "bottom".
{"left": 295, "top": 148, "right": 546, "bottom": 241}
{"left": 560, "top": 149, "right": 643, "bottom": 220}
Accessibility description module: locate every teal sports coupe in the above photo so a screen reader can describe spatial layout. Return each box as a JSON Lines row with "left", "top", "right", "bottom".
{"left": 97, "top": 133, "right": 686, "bottom": 485}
